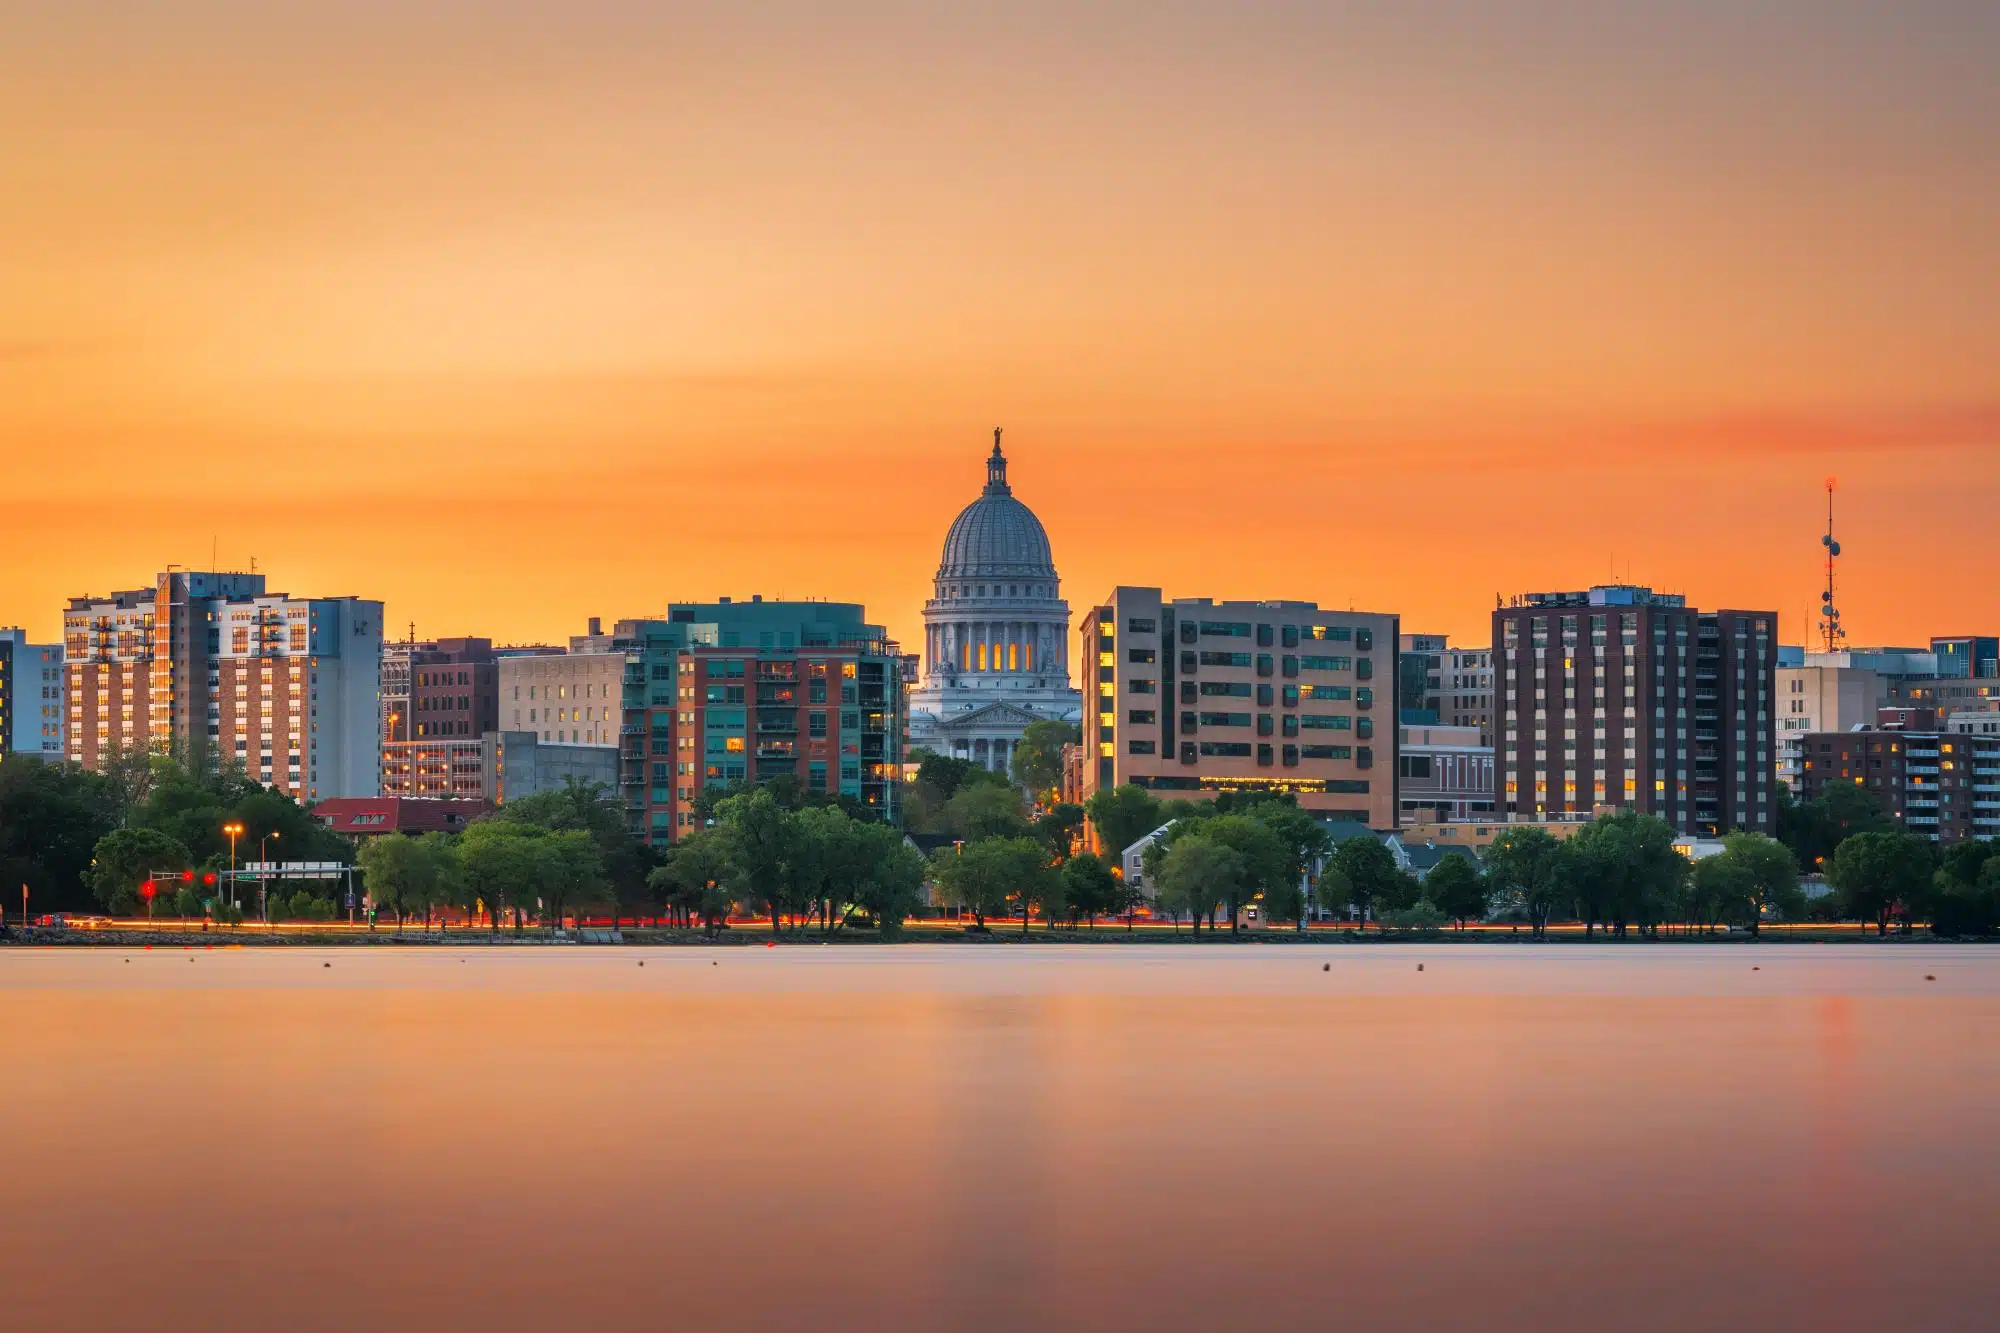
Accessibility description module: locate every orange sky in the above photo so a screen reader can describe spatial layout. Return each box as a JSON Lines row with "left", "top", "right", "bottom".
{"left": 3, "top": 3, "right": 1995, "bottom": 654}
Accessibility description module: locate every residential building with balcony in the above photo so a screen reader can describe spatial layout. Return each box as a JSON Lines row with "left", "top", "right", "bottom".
{"left": 1075, "top": 588, "right": 1399, "bottom": 827}
{"left": 606, "top": 599, "right": 906, "bottom": 845}
{"left": 1494, "top": 585, "right": 1775, "bottom": 836}
{"left": 1795, "top": 709, "right": 2000, "bottom": 843}
{"left": 63, "top": 571, "right": 382, "bottom": 799}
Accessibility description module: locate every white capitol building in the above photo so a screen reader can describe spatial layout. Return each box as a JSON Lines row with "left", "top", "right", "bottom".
{"left": 906, "top": 431, "right": 1084, "bottom": 770}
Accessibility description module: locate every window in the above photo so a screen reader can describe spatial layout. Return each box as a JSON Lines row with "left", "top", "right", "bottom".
{"left": 1308, "top": 626, "right": 1353, "bottom": 642}
{"left": 1255, "top": 654, "right": 1273, "bottom": 677}
{"left": 1198, "top": 741, "right": 1253, "bottom": 757}
{"left": 1256, "top": 714, "right": 1273, "bottom": 736}
{"left": 1128, "top": 740, "right": 1156, "bottom": 755}
{"left": 1180, "top": 681, "right": 1199, "bottom": 704}
{"left": 1256, "top": 624, "right": 1274, "bottom": 647}
{"left": 1199, "top": 651, "right": 1251, "bottom": 667}
{"left": 1129, "top": 678, "right": 1157, "bottom": 694}
{"left": 1199, "top": 621, "right": 1251, "bottom": 637}
{"left": 1200, "top": 681, "right": 1252, "bottom": 697}
{"left": 1282, "top": 715, "right": 1299, "bottom": 737}
{"left": 1281, "top": 625, "right": 1299, "bottom": 648}
{"left": 1301, "top": 714, "right": 1351, "bottom": 730}
{"left": 1282, "top": 744, "right": 1299, "bottom": 767}
{"left": 1299, "top": 655, "right": 1349, "bottom": 672}
{"left": 1128, "top": 709, "right": 1157, "bottom": 725}
{"left": 1257, "top": 743, "right": 1274, "bottom": 766}
{"left": 808, "top": 711, "right": 827, "bottom": 739}
{"left": 1198, "top": 712, "right": 1251, "bottom": 727}
{"left": 1299, "top": 683, "right": 1350, "bottom": 701}
{"left": 1128, "top": 648, "right": 1156, "bottom": 664}
{"left": 1127, "top": 618, "right": 1156, "bottom": 634}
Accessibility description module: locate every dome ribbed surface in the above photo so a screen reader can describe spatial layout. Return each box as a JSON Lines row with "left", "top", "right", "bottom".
{"left": 939, "top": 494, "right": 1055, "bottom": 578}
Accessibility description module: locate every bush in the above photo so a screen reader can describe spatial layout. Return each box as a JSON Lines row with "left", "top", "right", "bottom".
{"left": 1930, "top": 891, "right": 1999, "bottom": 939}
{"left": 1381, "top": 900, "right": 1446, "bottom": 934}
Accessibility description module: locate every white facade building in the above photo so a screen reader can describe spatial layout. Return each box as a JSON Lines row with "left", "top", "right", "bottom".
{"left": 906, "top": 431, "right": 1082, "bottom": 771}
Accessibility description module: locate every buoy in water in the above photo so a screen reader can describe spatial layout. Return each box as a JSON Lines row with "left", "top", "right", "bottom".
{"left": 1417, "top": 963, "right": 1424, "bottom": 972}
{"left": 1322, "top": 963, "right": 1330, "bottom": 972}
{"left": 1926, "top": 975, "right": 1936, "bottom": 981}
{"left": 323, "top": 962, "right": 331, "bottom": 968}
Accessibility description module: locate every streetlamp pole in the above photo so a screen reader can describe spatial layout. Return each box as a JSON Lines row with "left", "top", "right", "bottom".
{"left": 223, "top": 821, "right": 244, "bottom": 910}
{"left": 259, "top": 831, "right": 280, "bottom": 925}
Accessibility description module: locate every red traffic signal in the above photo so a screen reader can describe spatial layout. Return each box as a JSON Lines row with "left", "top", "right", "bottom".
{"left": 202, "top": 872, "right": 218, "bottom": 887}
{"left": 140, "top": 880, "right": 157, "bottom": 900}
{"left": 181, "top": 870, "right": 195, "bottom": 883}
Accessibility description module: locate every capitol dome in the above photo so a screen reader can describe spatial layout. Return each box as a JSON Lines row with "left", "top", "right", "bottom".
{"left": 907, "top": 429, "right": 1083, "bottom": 772}
{"left": 937, "top": 441, "right": 1056, "bottom": 580}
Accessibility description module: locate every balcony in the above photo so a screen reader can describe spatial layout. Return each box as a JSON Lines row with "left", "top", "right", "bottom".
{"left": 755, "top": 742, "right": 796, "bottom": 759}
{"left": 1907, "top": 765, "right": 1941, "bottom": 776}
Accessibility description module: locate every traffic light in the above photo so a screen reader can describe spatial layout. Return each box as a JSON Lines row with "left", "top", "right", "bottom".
{"left": 181, "top": 870, "right": 195, "bottom": 883}
{"left": 202, "top": 872, "right": 218, "bottom": 887}
{"left": 140, "top": 880, "right": 156, "bottom": 900}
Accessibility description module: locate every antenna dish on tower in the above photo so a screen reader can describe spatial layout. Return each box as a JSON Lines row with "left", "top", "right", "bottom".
{"left": 1819, "top": 480, "right": 1847, "bottom": 654}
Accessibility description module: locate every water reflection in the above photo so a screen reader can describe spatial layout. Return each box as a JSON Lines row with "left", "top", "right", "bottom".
{"left": 1, "top": 947, "right": 1995, "bottom": 1332}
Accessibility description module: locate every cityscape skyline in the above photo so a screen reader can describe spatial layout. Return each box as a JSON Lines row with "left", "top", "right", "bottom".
{"left": 3, "top": 3, "right": 1995, "bottom": 652}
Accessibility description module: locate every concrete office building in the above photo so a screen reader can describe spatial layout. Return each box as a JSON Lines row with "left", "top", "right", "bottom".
{"left": 1398, "top": 722, "right": 1495, "bottom": 823}
{"left": 498, "top": 650, "right": 626, "bottom": 747}
{"left": 1076, "top": 588, "right": 1399, "bottom": 827}
{"left": 1796, "top": 708, "right": 2000, "bottom": 843}
{"left": 1, "top": 628, "right": 64, "bottom": 760}
{"left": 484, "top": 730, "right": 621, "bottom": 803}
{"left": 1775, "top": 665, "right": 1886, "bottom": 791}
{"left": 1494, "top": 585, "right": 1775, "bottom": 836}
{"left": 63, "top": 571, "right": 382, "bottom": 800}
{"left": 906, "top": 432, "right": 1083, "bottom": 772}
{"left": 1932, "top": 636, "right": 2000, "bottom": 680}
{"left": 607, "top": 599, "right": 906, "bottom": 845}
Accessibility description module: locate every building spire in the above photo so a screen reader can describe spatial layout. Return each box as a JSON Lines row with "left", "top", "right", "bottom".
{"left": 984, "top": 426, "right": 1011, "bottom": 495}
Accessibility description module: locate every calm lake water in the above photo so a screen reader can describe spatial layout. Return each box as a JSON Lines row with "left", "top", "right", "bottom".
{"left": 3, "top": 944, "right": 1997, "bottom": 1332}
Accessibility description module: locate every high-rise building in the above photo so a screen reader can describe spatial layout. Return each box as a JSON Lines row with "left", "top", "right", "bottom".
{"left": 1775, "top": 664, "right": 1886, "bottom": 790}
{"left": 1796, "top": 709, "right": 2000, "bottom": 843}
{"left": 1493, "top": 585, "right": 1775, "bottom": 835}
{"left": 63, "top": 571, "right": 382, "bottom": 799}
{"left": 906, "top": 432, "right": 1082, "bottom": 772}
{"left": 1076, "top": 588, "right": 1400, "bottom": 826}
{"left": 498, "top": 650, "right": 626, "bottom": 747}
{"left": 0, "top": 628, "right": 64, "bottom": 760}
{"left": 608, "top": 599, "right": 906, "bottom": 845}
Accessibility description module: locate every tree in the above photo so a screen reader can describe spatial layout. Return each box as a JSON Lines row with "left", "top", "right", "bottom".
{"left": 1423, "top": 854, "right": 1488, "bottom": 929}
{"left": 355, "top": 834, "right": 424, "bottom": 931}
{"left": 542, "top": 829, "right": 608, "bottom": 929}
{"left": 931, "top": 837, "right": 1047, "bottom": 932}
{"left": 1195, "top": 814, "right": 1289, "bottom": 936}
{"left": 715, "top": 789, "right": 799, "bottom": 933}
{"left": 1687, "top": 854, "right": 1754, "bottom": 935}
{"left": 1718, "top": 832, "right": 1802, "bottom": 935}
{"left": 1033, "top": 803, "right": 1085, "bottom": 865}
{"left": 1330, "top": 836, "right": 1399, "bottom": 931}
{"left": 1241, "top": 801, "right": 1333, "bottom": 934}
{"left": 1565, "top": 810, "right": 1686, "bottom": 938}
{"left": 1083, "top": 784, "right": 1167, "bottom": 862}
{"left": 1930, "top": 855, "right": 2000, "bottom": 938}
{"left": 943, "top": 782, "right": 1031, "bottom": 843}
{"left": 1060, "top": 851, "right": 1119, "bottom": 929}
{"left": 1777, "top": 782, "right": 1893, "bottom": 872}
{"left": 455, "top": 820, "right": 545, "bottom": 933}
{"left": 1484, "top": 827, "right": 1566, "bottom": 938}
{"left": 0, "top": 761, "right": 120, "bottom": 916}
{"left": 1011, "top": 720, "right": 1079, "bottom": 797}
{"left": 1828, "top": 831, "right": 1934, "bottom": 936}
{"left": 650, "top": 829, "right": 738, "bottom": 937}
{"left": 1153, "top": 834, "right": 1238, "bottom": 936}
{"left": 86, "top": 827, "right": 193, "bottom": 914}
{"left": 845, "top": 823, "right": 928, "bottom": 936}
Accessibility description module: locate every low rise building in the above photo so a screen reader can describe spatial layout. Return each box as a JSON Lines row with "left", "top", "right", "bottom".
{"left": 484, "top": 731, "right": 620, "bottom": 803}
{"left": 1076, "top": 588, "right": 1400, "bottom": 826}
{"left": 312, "top": 797, "right": 489, "bottom": 838}
{"left": 1398, "top": 722, "right": 1495, "bottom": 823}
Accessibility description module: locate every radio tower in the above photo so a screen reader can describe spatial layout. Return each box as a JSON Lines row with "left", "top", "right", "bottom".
{"left": 1819, "top": 479, "right": 1846, "bottom": 653}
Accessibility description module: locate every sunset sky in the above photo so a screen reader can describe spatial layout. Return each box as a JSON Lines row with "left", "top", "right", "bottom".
{"left": 3, "top": 2, "right": 1995, "bottom": 655}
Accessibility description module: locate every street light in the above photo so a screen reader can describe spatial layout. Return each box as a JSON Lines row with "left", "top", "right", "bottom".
{"left": 222, "top": 821, "right": 245, "bottom": 908}
{"left": 259, "top": 831, "right": 280, "bottom": 925}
